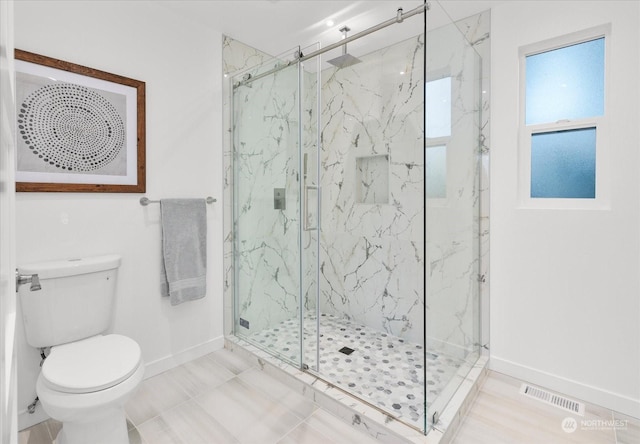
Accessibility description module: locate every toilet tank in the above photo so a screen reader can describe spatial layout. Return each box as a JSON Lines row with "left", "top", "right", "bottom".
{"left": 18, "top": 254, "right": 121, "bottom": 348}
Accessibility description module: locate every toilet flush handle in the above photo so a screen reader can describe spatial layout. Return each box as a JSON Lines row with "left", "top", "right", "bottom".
{"left": 16, "top": 270, "right": 42, "bottom": 291}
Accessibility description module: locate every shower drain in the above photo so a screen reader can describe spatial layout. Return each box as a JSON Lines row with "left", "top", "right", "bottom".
{"left": 338, "top": 346, "right": 355, "bottom": 355}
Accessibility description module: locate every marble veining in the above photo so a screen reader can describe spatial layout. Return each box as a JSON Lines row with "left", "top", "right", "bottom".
{"left": 318, "top": 35, "right": 426, "bottom": 346}
{"left": 232, "top": 54, "right": 303, "bottom": 334}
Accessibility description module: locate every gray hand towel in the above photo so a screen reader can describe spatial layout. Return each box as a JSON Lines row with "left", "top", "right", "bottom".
{"left": 160, "top": 199, "right": 207, "bottom": 305}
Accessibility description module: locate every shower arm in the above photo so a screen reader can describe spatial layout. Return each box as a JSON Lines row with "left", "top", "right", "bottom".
{"left": 233, "top": 3, "right": 429, "bottom": 89}
{"left": 340, "top": 26, "right": 350, "bottom": 56}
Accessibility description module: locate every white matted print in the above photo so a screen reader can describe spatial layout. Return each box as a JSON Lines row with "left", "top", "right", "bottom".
{"left": 15, "top": 50, "right": 145, "bottom": 193}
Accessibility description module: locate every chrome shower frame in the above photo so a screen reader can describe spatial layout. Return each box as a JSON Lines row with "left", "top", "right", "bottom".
{"left": 233, "top": 3, "right": 429, "bottom": 89}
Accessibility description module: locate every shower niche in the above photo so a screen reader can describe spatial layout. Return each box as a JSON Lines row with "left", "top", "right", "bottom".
{"left": 355, "top": 154, "right": 389, "bottom": 204}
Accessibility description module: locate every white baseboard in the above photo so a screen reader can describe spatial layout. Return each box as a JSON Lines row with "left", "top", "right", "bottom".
{"left": 490, "top": 355, "right": 640, "bottom": 418}
{"left": 143, "top": 335, "right": 225, "bottom": 379}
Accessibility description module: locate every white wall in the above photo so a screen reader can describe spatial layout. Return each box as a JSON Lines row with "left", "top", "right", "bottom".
{"left": 490, "top": 1, "right": 640, "bottom": 417}
{"left": 14, "top": 1, "right": 224, "bottom": 428}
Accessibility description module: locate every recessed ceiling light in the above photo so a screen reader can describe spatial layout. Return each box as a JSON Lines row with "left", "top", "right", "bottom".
{"left": 326, "top": 20, "right": 334, "bottom": 27}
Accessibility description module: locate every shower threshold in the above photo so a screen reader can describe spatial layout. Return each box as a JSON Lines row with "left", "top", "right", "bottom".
{"left": 227, "top": 314, "right": 488, "bottom": 442}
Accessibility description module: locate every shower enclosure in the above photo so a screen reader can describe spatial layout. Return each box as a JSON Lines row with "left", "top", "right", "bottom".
{"left": 228, "top": 2, "right": 483, "bottom": 434}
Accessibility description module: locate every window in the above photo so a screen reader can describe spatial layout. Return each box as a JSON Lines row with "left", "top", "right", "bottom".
{"left": 425, "top": 76, "right": 451, "bottom": 200}
{"left": 519, "top": 26, "right": 610, "bottom": 206}
{"left": 425, "top": 77, "right": 451, "bottom": 139}
{"left": 425, "top": 145, "right": 447, "bottom": 199}
{"left": 530, "top": 128, "right": 596, "bottom": 198}
{"left": 525, "top": 38, "right": 604, "bottom": 125}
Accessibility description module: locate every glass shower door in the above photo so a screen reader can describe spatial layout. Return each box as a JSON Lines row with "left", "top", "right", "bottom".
{"left": 232, "top": 48, "right": 304, "bottom": 367}
{"left": 310, "top": 20, "right": 428, "bottom": 429}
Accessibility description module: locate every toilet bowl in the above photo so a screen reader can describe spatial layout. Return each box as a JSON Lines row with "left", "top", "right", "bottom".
{"left": 36, "top": 334, "right": 144, "bottom": 444}
{"left": 17, "top": 255, "right": 144, "bottom": 444}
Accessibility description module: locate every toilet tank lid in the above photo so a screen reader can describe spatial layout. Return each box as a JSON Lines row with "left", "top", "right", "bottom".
{"left": 19, "top": 254, "right": 121, "bottom": 279}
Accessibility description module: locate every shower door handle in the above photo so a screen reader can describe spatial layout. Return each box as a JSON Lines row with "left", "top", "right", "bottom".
{"left": 303, "top": 185, "right": 318, "bottom": 231}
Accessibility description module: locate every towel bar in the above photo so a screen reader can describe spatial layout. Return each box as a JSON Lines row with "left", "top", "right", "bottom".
{"left": 140, "top": 196, "right": 217, "bottom": 206}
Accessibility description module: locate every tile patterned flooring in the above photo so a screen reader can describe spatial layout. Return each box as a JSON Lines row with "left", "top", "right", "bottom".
{"left": 19, "top": 348, "right": 380, "bottom": 444}
{"left": 246, "top": 313, "right": 465, "bottom": 426}
{"left": 18, "top": 347, "right": 640, "bottom": 444}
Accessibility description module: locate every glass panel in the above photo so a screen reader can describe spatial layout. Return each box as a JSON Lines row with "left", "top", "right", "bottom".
{"left": 531, "top": 127, "right": 596, "bottom": 198}
{"left": 232, "top": 49, "right": 302, "bottom": 367}
{"left": 426, "top": 145, "right": 447, "bottom": 199}
{"left": 426, "top": 77, "right": 452, "bottom": 138}
{"left": 425, "top": 2, "right": 482, "bottom": 430}
{"left": 315, "top": 21, "right": 427, "bottom": 429}
{"left": 526, "top": 38, "right": 604, "bottom": 125}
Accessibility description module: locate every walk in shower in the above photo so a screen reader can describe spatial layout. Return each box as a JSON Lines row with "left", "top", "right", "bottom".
{"left": 225, "top": 1, "right": 485, "bottom": 435}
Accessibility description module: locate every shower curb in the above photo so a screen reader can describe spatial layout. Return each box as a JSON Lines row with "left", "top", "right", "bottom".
{"left": 224, "top": 336, "right": 488, "bottom": 443}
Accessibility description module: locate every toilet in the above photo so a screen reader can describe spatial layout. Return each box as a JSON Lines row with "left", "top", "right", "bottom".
{"left": 18, "top": 254, "right": 144, "bottom": 444}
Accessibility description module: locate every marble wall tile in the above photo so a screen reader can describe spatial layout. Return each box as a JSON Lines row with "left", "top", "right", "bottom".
{"left": 222, "top": 36, "right": 273, "bottom": 337}
{"left": 317, "top": 35, "right": 427, "bottom": 344}
{"left": 231, "top": 52, "right": 303, "bottom": 337}
{"left": 317, "top": 18, "right": 486, "bottom": 354}
{"left": 422, "top": 13, "right": 487, "bottom": 359}
{"left": 454, "top": 11, "right": 491, "bottom": 351}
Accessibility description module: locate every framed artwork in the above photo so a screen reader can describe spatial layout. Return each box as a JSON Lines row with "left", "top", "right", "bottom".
{"left": 14, "top": 49, "right": 145, "bottom": 192}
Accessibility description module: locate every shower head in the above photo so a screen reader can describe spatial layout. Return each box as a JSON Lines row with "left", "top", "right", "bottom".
{"left": 327, "top": 53, "right": 362, "bottom": 69}
{"left": 327, "top": 26, "right": 362, "bottom": 69}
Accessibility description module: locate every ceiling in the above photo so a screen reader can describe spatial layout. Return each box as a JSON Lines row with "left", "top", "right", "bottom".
{"left": 159, "top": 1, "right": 503, "bottom": 61}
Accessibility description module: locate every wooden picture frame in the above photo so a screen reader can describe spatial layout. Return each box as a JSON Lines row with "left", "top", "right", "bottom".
{"left": 14, "top": 49, "right": 145, "bottom": 192}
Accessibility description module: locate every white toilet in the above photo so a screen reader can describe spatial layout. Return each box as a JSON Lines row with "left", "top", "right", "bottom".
{"left": 18, "top": 254, "right": 144, "bottom": 444}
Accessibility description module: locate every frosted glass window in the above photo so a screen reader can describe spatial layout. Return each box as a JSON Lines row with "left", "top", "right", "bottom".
{"left": 530, "top": 127, "right": 596, "bottom": 198}
{"left": 526, "top": 38, "right": 604, "bottom": 125}
{"left": 426, "top": 77, "right": 451, "bottom": 138}
{"left": 426, "top": 145, "right": 447, "bottom": 198}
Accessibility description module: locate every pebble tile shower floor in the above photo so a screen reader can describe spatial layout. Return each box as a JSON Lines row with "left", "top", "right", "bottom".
{"left": 246, "top": 313, "right": 465, "bottom": 425}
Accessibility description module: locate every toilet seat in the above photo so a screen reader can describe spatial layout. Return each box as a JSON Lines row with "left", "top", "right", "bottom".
{"left": 41, "top": 334, "right": 142, "bottom": 394}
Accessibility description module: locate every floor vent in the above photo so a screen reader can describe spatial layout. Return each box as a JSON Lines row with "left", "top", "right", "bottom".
{"left": 519, "top": 384, "right": 585, "bottom": 416}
